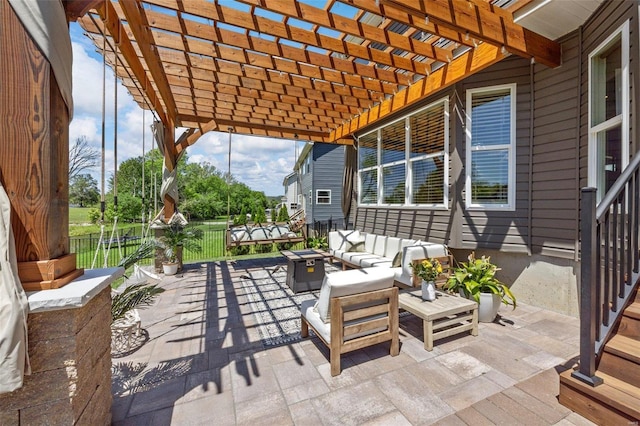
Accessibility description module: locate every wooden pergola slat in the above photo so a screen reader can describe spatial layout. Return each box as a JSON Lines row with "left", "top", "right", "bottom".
{"left": 76, "top": 0, "right": 560, "bottom": 144}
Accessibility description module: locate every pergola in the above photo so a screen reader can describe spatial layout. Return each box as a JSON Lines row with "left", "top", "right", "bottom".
{"left": 69, "top": 0, "right": 560, "bottom": 218}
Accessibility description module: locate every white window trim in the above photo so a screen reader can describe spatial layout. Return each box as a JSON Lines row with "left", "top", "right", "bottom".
{"left": 357, "top": 129, "right": 379, "bottom": 206}
{"left": 587, "top": 20, "right": 629, "bottom": 201}
{"left": 407, "top": 98, "right": 449, "bottom": 208}
{"left": 357, "top": 97, "right": 449, "bottom": 208}
{"left": 316, "top": 189, "right": 331, "bottom": 204}
{"left": 465, "top": 83, "right": 517, "bottom": 211}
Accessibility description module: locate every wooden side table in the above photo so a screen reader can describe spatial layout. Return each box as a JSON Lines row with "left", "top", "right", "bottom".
{"left": 398, "top": 289, "right": 478, "bottom": 350}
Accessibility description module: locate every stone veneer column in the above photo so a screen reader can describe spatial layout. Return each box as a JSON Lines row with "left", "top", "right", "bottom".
{"left": 0, "top": 268, "right": 123, "bottom": 425}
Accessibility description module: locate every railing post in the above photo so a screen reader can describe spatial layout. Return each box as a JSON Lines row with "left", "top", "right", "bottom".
{"left": 572, "top": 187, "right": 603, "bottom": 386}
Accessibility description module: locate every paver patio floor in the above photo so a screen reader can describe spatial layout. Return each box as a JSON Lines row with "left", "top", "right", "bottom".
{"left": 110, "top": 257, "right": 594, "bottom": 426}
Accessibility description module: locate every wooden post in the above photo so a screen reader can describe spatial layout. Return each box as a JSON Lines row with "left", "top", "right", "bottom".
{"left": 0, "top": 0, "right": 83, "bottom": 290}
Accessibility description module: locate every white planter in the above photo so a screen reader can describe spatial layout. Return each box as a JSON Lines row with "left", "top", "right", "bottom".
{"left": 478, "top": 293, "right": 501, "bottom": 323}
{"left": 421, "top": 280, "right": 436, "bottom": 301}
{"left": 162, "top": 262, "right": 179, "bottom": 276}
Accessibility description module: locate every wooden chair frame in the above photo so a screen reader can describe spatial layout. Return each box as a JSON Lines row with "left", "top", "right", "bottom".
{"left": 301, "top": 286, "right": 399, "bottom": 376}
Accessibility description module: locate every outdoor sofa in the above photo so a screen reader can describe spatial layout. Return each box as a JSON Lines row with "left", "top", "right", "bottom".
{"left": 328, "top": 230, "right": 450, "bottom": 287}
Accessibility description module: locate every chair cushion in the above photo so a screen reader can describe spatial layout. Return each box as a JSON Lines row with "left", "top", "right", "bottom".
{"left": 315, "top": 268, "right": 395, "bottom": 323}
{"left": 333, "top": 230, "right": 365, "bottom": 252}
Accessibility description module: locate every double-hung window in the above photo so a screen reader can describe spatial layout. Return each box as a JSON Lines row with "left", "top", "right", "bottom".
{"left": 316, "top": 190, "right": 331, "bottom": 204}
{"left": 410, "top": 102, "right": 448, "bottom": 206}
{"left": 381, "top": 120, "right": 406, "bottom": 204}
{"left": 358, "top": 131, "right": 379, "bottom": 204}
{"left": 465, "top": 84, "right": 516, "bottom": 210}
{"left": 588, "top": 21, "right": 629, "bottom": 203}
{"left": 357, "top": 98, "right": 448, "bottom": 207}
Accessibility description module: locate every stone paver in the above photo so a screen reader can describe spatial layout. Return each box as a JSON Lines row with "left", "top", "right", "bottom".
{"left": 111, "top": 258, "right": 595, "bottom": 425}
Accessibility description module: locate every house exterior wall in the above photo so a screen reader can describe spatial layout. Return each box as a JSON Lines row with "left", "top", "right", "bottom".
{"left": 310, "top": 143, "right": 345, "bottom": 224}
{"left": 351, "top": 0, "right": 638, "bottom": 316}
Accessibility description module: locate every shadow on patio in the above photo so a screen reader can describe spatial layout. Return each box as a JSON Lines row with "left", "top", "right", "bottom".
{"left": 110, "top": 257, "right": 593, "bottom": 425}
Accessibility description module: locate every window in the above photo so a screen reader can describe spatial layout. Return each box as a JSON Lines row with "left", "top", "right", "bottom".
{"left": 381, "top": 121, "right": 406, "bottom": 204}
{"left": 589, "top": 21, "right": 629, "bottom": 203}
{"left": 316, "top": 190, "right": 331, "bottom": 204}
{"left": 357, "top": 98, "right": 448, "bottom": 207}
{"left": 465, "top": 84, "right": 516, "bottom": 210}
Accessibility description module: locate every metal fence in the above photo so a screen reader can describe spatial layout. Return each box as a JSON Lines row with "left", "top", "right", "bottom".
{"left": 71, "top": 221, "right": 312, "bottom": 270}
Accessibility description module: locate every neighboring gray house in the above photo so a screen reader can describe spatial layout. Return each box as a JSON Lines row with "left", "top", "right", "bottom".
{"left": 350, "top": 0, "right": 633, "bottom": 319}
{"left": 281, "top": 172, "right": 300, "bottom": 217}
{"left": 292, "top": 142, "right": 346, "bottom": 227}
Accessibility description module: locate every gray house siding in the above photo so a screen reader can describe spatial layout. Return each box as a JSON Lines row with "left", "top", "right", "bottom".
{"left": 530, "top": 32, "right": 581, "bottom": 259}
{"left": 311, "top": 143, "right": 345, "bottom": 223}
{"left": 296, "top": 143, "right": 346, "bottom": 225}
{"left": 300, "top": 158, "right": 313, "bottom": 222}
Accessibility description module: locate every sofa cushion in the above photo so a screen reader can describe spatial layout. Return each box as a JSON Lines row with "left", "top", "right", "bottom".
{"left": 384, "top": 237, "right": 403, "bottom": 258}
{"left": 391, "top": 250, "right": 402, "bottom": 267}
{"left": 316, "top": 268, "right": 395, "bottom": 323}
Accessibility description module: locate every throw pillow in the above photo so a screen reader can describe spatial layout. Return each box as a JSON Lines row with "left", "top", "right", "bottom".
{"left": 391, "top": 250, "right": 402, "bottom": 267}
{"left": 346, "top": 236, "right": 365, "bottom": 252}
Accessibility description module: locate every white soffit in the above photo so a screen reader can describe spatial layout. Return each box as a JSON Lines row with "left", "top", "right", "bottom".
{"left": 514, "top": 0, "right": 605, "bottom": 40}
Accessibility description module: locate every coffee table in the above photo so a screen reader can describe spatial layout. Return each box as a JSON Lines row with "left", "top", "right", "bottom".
{"left": 398, "top": 289, "right": 478, "bottom": 351}
{"left": 280, "top": 249, "right": 332, "bottom": 293}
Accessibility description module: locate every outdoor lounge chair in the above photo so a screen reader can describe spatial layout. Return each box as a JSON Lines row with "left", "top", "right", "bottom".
{"left": 300, "top": 268, "right": 399, "bottom": 376}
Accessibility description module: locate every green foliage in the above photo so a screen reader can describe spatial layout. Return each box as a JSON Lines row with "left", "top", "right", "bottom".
{"left": 444, "top": 252, "right": 516, "bottom": 309}
{"left": 111, "top": 283, "right": 165, "bottom": 323}
{"left": 229, "top": 245, "right": 250, "bottom": 256}
{"left": 277, "top": 205, "right": 290, "bottom": 222}
{"left": 117, "top": 240, "right": 156, "bottom": 271}
{"left": 307, "top": 236, "right": 328, "bottom": 250}
{"left": 254, "top": 243, "right": 274, "bottom": 253}
{"left": 69, "top": 174, "right": 100, "bottom": 207}
{"left": 105, "top": 193, "right": 142, "bottom": 223}
{"left": 253, "top": 208, "right": 267, "bottom": 225}
{"left": 87, "top": 208, "right": 101, "bottom": 224}
{"left": 156, "top": 224, "right": 204, "bottom": 263}
{"left": 270, "top": 208, "right": 277, "bottom": 223}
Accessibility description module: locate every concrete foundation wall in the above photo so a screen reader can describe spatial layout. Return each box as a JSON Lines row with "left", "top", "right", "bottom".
{"left": 450, "top": 249, "right": 580, "bottom": 317}
{"left": 0, "top": 285, "right": 113, "bottom": 425}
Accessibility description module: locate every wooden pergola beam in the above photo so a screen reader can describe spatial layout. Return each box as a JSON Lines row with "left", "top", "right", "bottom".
{"left": 142, "top": 1, "right": 426, "bottom": 76}
{"left": 94, "top": 3, "right": 167, "bottom": 124}
{"left": 235, "top": 0, "right": 452, "bottom": 63}
{"left": 118, "top": 0, "right": 179, "bottom": 123}
{"left": 330, "top": 42, "right": 506, "bottom": 140}
{"left": 347, "top": 0, "right": 561, "bottom": 68}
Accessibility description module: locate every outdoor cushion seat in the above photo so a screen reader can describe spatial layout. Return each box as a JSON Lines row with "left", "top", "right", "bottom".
{"left": 328, "top": 230, "right": 449, "bottom": 287}
{"left": 300, "top": 268, "right": 399, "bottom": 376}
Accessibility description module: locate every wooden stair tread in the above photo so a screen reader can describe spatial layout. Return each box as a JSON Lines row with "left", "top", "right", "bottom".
{"left": 560, "top": 370, "right": 640, "bottom": 419}
{"left": 605, "top": 334, "right": 640, "bottom": 364}
{"left": 625, "top": 302, "right": 640, "bottom": 320}
{"left": 596, "top": 371, "right": 640, "bottom": 400}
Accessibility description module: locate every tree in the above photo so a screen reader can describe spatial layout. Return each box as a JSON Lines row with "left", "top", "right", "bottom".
{"left": 69, "top": 174, "right": 99, "bottom": 207}
{"left": 69, "top": 136, "right": 99, "bottom": 179}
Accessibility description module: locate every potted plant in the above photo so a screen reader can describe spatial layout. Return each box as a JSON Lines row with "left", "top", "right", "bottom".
{"left": 155, "top": 223, "right": 204, "bottom": 275}
{"left": 410, "top": 258, "right": 444, "bottom": 301}
{"left": 443, "top": 252, "right": 516, "bottom": 322}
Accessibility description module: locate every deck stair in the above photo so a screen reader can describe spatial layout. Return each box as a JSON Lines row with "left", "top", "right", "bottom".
{"left": 559, "top": 287, "right": 640, "bottom": 423}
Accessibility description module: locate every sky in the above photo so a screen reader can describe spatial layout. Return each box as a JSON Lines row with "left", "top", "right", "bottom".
{"left": 68, "top": 22, "right": 302, "bottom": 197}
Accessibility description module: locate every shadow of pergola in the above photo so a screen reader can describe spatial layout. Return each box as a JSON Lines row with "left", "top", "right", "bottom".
{"left": 109, "top": 258, "right": 305, "bottom": 422}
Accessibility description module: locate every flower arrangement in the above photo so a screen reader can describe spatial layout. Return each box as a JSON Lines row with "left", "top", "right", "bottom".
{"left": 410, "top": 258, "right": 444, "bottom": 283}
